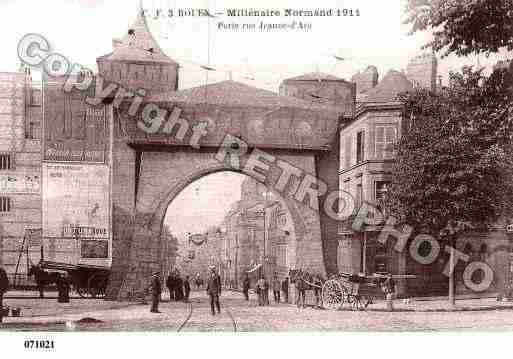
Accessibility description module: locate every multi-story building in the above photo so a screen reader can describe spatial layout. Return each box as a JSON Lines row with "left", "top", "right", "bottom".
{"left": 0, "top": 68, "right": 43, "bottom": 284}
{"left": 339, "top": 61, "right": 513, "bottom": 298}
{"left": 222, "top": 177, "right": 291, "bottom": 288}
{"left": 160, "top": 224, "right": 178, "bottom": 276}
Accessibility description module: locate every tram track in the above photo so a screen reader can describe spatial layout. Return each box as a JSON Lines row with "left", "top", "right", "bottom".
{"left": 176, "top": 296, "right": 237, "bottom": 332}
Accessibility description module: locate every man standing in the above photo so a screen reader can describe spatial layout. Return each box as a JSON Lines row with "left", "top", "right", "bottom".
{"left": 166, "top": 271, "right": 174, "bottom": 301}
{"left": 296, "top": 278, "right": 306, "bottom": 309}
{"left": 206, "top": 268, "right": 221, "bottom": 315}
{"left": 281, "top": 277, "right": 289, "bottom": 304}
{"left": 176, "top": 273, "right": 184, "bottom": 301}
{"left": 272, "top": 275, "right": 281, "bottom": 303}
{"left": 150, "top": 272, "right": 162, "bottom": 313}
{"left": 256, "top": 276, "right": 265, "bottom": 306}
{"left": 263, "top": 277, "right": 270, "bottom": 305}
{"left": 242, "top": 273, "right": 250, "bottom": 301}
{"left": 0, "top": 266, "right": 9, "bottom": 323}
{"left": 183, "top": 275, "right": 191, "bottom": 302}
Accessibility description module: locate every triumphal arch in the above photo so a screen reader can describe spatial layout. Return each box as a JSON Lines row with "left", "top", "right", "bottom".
{"left": 96, "top": 15, "right": 354, "bottom": 299}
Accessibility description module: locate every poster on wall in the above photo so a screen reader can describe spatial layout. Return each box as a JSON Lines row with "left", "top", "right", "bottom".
{"left": 42, "top": 163, "right": 110, "bottom": 262}
{"left": 0, "top": 174, "right": 40, "bottom": 194}
{"left": 43, "top": 86, "right": 108, "bottom": 163}
{"left": 81, "top": 240, "right": 109, "bottom": 259}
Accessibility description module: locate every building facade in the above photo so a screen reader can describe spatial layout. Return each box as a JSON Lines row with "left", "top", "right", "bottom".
{"left": 339, "top": 62, "right": 513, "bottom": 298}
{"left": 0, "top": 69, "right": 42, "bottom": 284}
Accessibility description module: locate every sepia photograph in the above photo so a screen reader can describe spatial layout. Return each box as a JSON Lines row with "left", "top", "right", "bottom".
{"left": 0, "top": 0, "right": 512, "bottom": 357}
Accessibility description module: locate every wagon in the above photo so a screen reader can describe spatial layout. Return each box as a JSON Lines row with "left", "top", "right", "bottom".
{"left": 39, "top": 260, "right": 110, "bottom": 298}
{"left": 322, "top": 272, "right": 415, "bottom": 311}
{"left": 322, "top": 273, "right": 379, "bottom": 310}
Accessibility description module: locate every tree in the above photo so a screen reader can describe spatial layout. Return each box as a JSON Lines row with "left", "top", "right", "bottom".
{"left": 405, "top": 0, "right": 513, "bottom": 57}
{"left": 386, "top": 66, "right": 513, "bottom": 304}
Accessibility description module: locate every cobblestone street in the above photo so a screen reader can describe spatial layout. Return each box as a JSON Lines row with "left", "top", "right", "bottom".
{"left": 2, "top": 290, "right": 513, "bottom": 331}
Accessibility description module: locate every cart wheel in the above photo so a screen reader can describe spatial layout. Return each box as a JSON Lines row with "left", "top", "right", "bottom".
{"left": 321, "top": 279, "right": 345, "bottom": 310}
{"left": 362, "top": 296, "right": 373, "bottom": 309}
{"left": 76, "top": 286, "right": 88, "bottom": 298}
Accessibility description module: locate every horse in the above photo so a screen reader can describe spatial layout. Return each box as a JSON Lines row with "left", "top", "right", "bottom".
{"left": 289, "top": 269, "right": 325, "bottom": 308}
{"left": 28, "top": 265, "right": 61, "bottom": 298}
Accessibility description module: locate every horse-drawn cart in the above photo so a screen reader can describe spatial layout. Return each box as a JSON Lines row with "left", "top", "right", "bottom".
{"left": 322, "top": 273, "right": 380, "bottom": 310}
{"left": 38, "top": 260, "right": 110, "bottom": 298}
{"left": 322, "top": 273, "right": 416, "bottom": 311}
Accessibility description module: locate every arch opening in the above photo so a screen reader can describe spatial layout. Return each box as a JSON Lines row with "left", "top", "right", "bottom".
{"left": 161, "top": 171, "right": 299, "bottom": 289}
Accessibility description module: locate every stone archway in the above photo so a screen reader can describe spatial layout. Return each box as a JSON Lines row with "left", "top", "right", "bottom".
{"left": 112, "top": 148, "right": 327, "bottom": 299}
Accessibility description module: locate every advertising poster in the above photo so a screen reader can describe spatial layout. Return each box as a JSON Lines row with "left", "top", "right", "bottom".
{"left": 43, "top": 86, "right": 108, "bottom": 163}
{"left": 42, "top": 163, "right": 110, "bottom": 261}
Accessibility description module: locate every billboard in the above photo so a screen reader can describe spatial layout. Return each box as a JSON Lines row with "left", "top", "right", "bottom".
{"left": 43, "top": 85, "right": 108, "bottom": 163}
{"left": 42, "top": 163, "right": 110, "bottom": 261}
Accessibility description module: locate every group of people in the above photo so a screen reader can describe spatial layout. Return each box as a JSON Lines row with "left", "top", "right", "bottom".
{"left": 149, "top": 267, "right": 222, "bottom": 315}
{"left": 242, "top": 273, "right": 290, "bottom": 306}
{"left": 166, "top": 269, "right": 191, "bottom": 302}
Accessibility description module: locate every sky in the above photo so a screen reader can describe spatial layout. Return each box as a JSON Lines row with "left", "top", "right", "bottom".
{"left": 164, "top": 172, "right": 246, "bottom": 242}
{"left": 0, "top": 0, "right": 509, "bottom": 90}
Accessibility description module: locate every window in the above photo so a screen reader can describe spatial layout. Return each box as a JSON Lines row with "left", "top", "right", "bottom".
{"left": 355, "top": 183, "right": 363, "bottom": 209}
{"left": 344, "top": 135, "right": 352, "bottom": 168}
{"left": 375, "top": 126, "right": 397, "bottom": 159}
{"left": 375, "top": 181, "right": 390, "bottom": 202}
{"left": 30, "top": 89, "right": 42, "bottom": 106}
{"left": 356, "top": 131, "right": 365, "bottom": 163}
{"left": 0, "top": 154, "right": 13, "bottom": 170}
{"left": 26, "top": 122, "right": 41, "bottom": 140}
{"left": 0, "top": 197, "right": 11, "bottom": 212}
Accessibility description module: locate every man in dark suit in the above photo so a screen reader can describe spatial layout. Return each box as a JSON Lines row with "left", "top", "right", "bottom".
{"left": 150, "top": 272, "right": 162, "bottom": 313}
{"left": 206, "top": 268, "right": 221, "bottom": 315}
{"left": 281, "top": 277, "right": 289, "bottom": 304}
{"left": 166, "top": 272, "right": 174, "bottom": 301}
{"left": 242, "top": 273, "right": 250, "bottom": 301}
{"left": 183, "top": 275, "right": 191, "bottom": 302}
{"left": 0, "top": 266, "right": 9, "bottom": 323}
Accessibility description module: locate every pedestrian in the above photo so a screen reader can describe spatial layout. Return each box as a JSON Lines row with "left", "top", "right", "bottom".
{"left": 281, "top": 277, "right": 289, "bottom": 304}
{"left": 383, "top": 274, "right": 396, "bottom": 312}
{"left": 166, "top": 272, "right": 174, "bottom": 301}
{"left": 256, "top": 276, "right": 265, "bottom": 306}
{"left": 313, "top": 274, "right": 322, "bottom": 308}
{"left": 150, "top": 271, "right": 162, "bottom": 313}
{"left": 272, "top": 275, "right": 281, "bottom": 303}
{"left": 0, "top": 266, "right": 9, "bottom": 323}
{"left": 295, "top": 277, "right": 306, "bottom": 309}
{"left": 183, "top": 275, "right": 191, "bottom": 302}
{"left": 242, "top": 273, "right": 250, "bottom": 301}
{"left": 176, "top": 273, "right": 184, "bottom": 301}
{"left": 263, "top": 277, "right": 270, "bottom": 305}
{"left": 206, "top": 267, "right": 221, "bottom": 315}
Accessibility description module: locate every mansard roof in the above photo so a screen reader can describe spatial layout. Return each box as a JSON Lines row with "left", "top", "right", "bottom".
{"left": 363, "top": 70, "right": 413, "bottom": 103}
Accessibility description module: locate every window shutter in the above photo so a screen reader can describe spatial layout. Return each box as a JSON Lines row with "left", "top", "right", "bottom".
{"left": 384, "top": 127, "right": 396, "bottom": 158}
